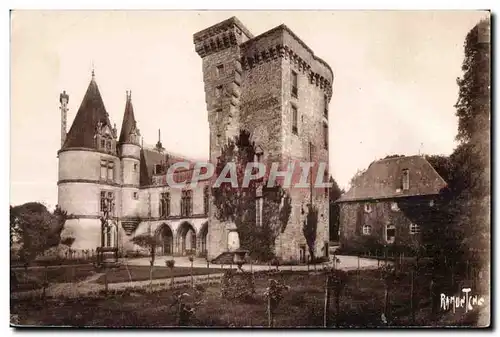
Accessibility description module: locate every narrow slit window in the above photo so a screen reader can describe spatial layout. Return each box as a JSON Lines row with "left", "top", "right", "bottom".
{"left": 291, "top": 71, "right": 298, "bottom": 98}
{"left": 292, "top": 105, "right": 298, "bottom": 135}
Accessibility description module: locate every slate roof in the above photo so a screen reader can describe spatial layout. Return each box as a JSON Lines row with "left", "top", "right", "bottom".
{"left": 61, "top": 74, "right": 112, "bottom": 150}
{"left": 139, "top": 147, "right": 206, "bottom": 186}
{"left": 336, "top": 155, "right": 447, "bottom": 203}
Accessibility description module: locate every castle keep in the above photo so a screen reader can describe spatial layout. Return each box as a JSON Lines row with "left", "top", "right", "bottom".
{"left": 57, "top": 17, "right": 333, "bottom": 262}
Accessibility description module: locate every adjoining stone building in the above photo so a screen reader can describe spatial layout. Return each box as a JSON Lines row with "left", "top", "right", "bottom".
{"left": 57, "top": 17, "right": 332, "bottom": 261}
{"left": 194, "top": 17, "right": 332, "bottom": 261}
{"left": 336, "top": 155, "right": 447, "bottom": 251}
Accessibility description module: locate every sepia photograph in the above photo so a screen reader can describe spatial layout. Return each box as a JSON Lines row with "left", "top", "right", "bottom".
{"left": 9, "top": 9, "right": 491, "bottom": 328}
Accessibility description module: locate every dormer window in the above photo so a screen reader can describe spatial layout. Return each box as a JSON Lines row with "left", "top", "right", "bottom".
{"left": 155, "top": 164, "right": 166, "bottom": 175}
{"left": 362, "top": 224, "right": 372, "bottom": 235}
{"left": 402, "top": 169, "right": 410, "bottom": 190}
{"left": 391, "top": 202, "right": 399, "bottom": 212}
{"left": 364, "top": 203, "right": 372, "bottom": 213}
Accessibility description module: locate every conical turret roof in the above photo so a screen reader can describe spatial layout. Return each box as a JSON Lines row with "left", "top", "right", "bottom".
{"left": 118, "top": 91, "right": 138, "bottom": 144}
{"left": 61, "top": 72, "right": 112, "bottom": 150}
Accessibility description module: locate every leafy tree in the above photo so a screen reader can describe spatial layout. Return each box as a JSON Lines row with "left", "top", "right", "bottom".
{"left": 328, "top": 176, "right": 343, "bottom": 241}
{"left": 302, "top": 204, "right": 319, "bottom": 261}
{"left": 212, "top": 129, "right": 292, "bottom": 262}
{"left": 452, "top": 18, "right": 491, "bottom": 267}
{"left": 10, "top": 202, "right": 68, "bottom": 264}
{"left": 131, "top": 231, "right": 160, "bottom": 288}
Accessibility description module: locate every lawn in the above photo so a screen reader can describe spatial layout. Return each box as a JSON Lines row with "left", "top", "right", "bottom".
{"left": 10, "top": 269, "right": 488, "bottom": 327}
{"left": 11, "top": 265, "right": 97, "bottom": 292}
{"left": 10, "top": 265, "right": 226, "bottom": 291}
{"left": 95, "top": 266, "right": 225, "bottom": 284}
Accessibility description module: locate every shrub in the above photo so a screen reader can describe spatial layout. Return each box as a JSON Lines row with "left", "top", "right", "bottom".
{"left": 308, "top": 256, "right": 329, "bottom": 264}
{"left": 166, "top": 259, "right": 175, "bottom": 268}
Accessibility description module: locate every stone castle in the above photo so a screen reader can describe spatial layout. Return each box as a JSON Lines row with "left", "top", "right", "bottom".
{"left": 58, "top": 17, "right": 333, "bottom": 261}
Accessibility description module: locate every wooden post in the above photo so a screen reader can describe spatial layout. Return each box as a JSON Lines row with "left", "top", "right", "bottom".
{"left": 410, "top": 270, "right": 415, "bottom": 324}
{"left": 323, "top": 274, "right": 330, "bottom": 327}
{"left": 191, "top": 260, "right": 194, "bottom": 288}
{"left": 383, "top": 286, "right": 389, "bottom": 324}
{"left": 357, "top": 255, "right": 360, "bottom": 288}
{"left": 430, "top": 279, "right": 435, "bottom": 314}
{"left": 104, "top": 269, "right": 108, "bottom": 296}
{"left": 267, "top": 280, "right": 273, "bottom": 327}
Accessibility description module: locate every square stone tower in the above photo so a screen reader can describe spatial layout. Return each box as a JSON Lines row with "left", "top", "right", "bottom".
{"left": 194, "top": 17, "right": 333, "bottom": 261}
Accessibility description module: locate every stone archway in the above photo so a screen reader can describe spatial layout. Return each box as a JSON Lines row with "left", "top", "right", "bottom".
{"left": 198, "top": 222, "right": 208, "bottom": 257}
{"left": 177, "top": 221, "right": 196, "bottom": 256}
{"left": 157, "top": 223, "right": 174, "bottom": 256}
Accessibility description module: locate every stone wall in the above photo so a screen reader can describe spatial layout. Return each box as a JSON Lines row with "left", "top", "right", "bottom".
{"left": 339, "top": 200, "right": 424, "bottom": 248}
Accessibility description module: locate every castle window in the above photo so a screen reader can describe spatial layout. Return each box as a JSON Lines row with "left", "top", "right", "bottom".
{"left": 364, "top": 203, "right": 372, "bottom": 213}
{"left": 291, "top": 70, "right": 298, "bottom": 98}
{"left": 100, "top": 191, "right": 115, "bottom": 216}
{"left": 160, "top": 192, "right": 170, "bottom": 218}
{"left": 215, "top": 85, "right": 223, "bottom": 98}
{"left": 216, "top": 64, "right": 225, "bottom": 77}
{"left": 402, "top": 169, "right": 410, "bottom": 190}
{"left": 409, "top": 223, "right": 421, "bottom": 235}
{"left": 362, "top": 224, "right": 372, "bottom": 235}
{"left": 106, "top": 140, "right": 112, "bottom": 151}
{"left": 324, "top": 94, "right": 328, "bottom": 118}
{"left": 386, "top": 224, "right": 395, "bottom": 243}
{"left": 155, "top": 164, "right": 164, "bottom": 175}
{"left": 100, "top": 160, "right": 107, "bottom": 180}
{"left": 133, "top": 163, "right": 138, "bottom": 172}
{"left": 107, "top": 161, "right": 114, "bottom": 181}
{"left": 324, "top": 172, "right": 329, "bottom": 198}
{"left": 204, "top": 186, "right": 210, "bottom": 215}
{"left": 323, "top": 123, "right": 328, "bottom": 149}
{"left": 181, "top": 190, "right": 192, "bottom": 217}
{"left": 256, "top": 195, "right": 263, "bottom": 227}
{"left": 133, "top": 192, "right": 139, "bottom": 200}
{"left": 100, "top": 139, "right": 106, "bottom": 149}
{"left": 391, "top": 202, "right": 400, "bottom": 211}
{"left": 291, "top": 105, "right": 298, "bottom": 135}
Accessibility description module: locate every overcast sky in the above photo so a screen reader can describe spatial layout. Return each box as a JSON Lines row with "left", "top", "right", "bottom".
{"left": 10, "top": 10, "right": 488, "bottom": 208}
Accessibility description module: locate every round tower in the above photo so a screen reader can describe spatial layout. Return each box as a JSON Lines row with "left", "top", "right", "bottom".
{"left": 118, "top": 91, "right": 141, "bottom": 232}
{"left": 58, "top": 71, "right": 121, "bottom": 250}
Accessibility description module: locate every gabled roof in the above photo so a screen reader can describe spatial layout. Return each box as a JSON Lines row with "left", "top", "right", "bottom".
{"left": 62, "top": 74, "right": 112, "bottom": 150}
{"left": 336, "top": 155, "right": 447, "bottom": 203}
{"left": 118, "top": 92, "right": 138, "bottom": 144}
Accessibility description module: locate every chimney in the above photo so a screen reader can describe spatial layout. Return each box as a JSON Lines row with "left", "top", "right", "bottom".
{"left": 59, "top": 90, "right": 69, "bottom": 148}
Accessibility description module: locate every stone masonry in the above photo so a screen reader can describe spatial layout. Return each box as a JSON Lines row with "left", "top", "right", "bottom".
{"left": 194, "top": 17, "right": 333, "bottom": 261}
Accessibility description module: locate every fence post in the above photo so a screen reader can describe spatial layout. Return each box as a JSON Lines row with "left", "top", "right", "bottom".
{"left": 430, "top": 279, "right": 435, "bottom": 315}
{"left": 357, "top": 255, "right": 360, "bottom": 288}
{"left": 410, "top": 270, "right": 415, "bottom": 324}
{"left": 323, "top": 273, "right": 330, "bottom": 327}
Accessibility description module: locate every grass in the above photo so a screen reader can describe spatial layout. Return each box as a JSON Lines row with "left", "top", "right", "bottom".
{"left": 95, "top": 266, "right": 225, "bottom": 284}
{"left": 10, "top": 269, "right": 488, "bottom": 327}
{"left": 11, "top": 265, "right": 97, "bottom": 292}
